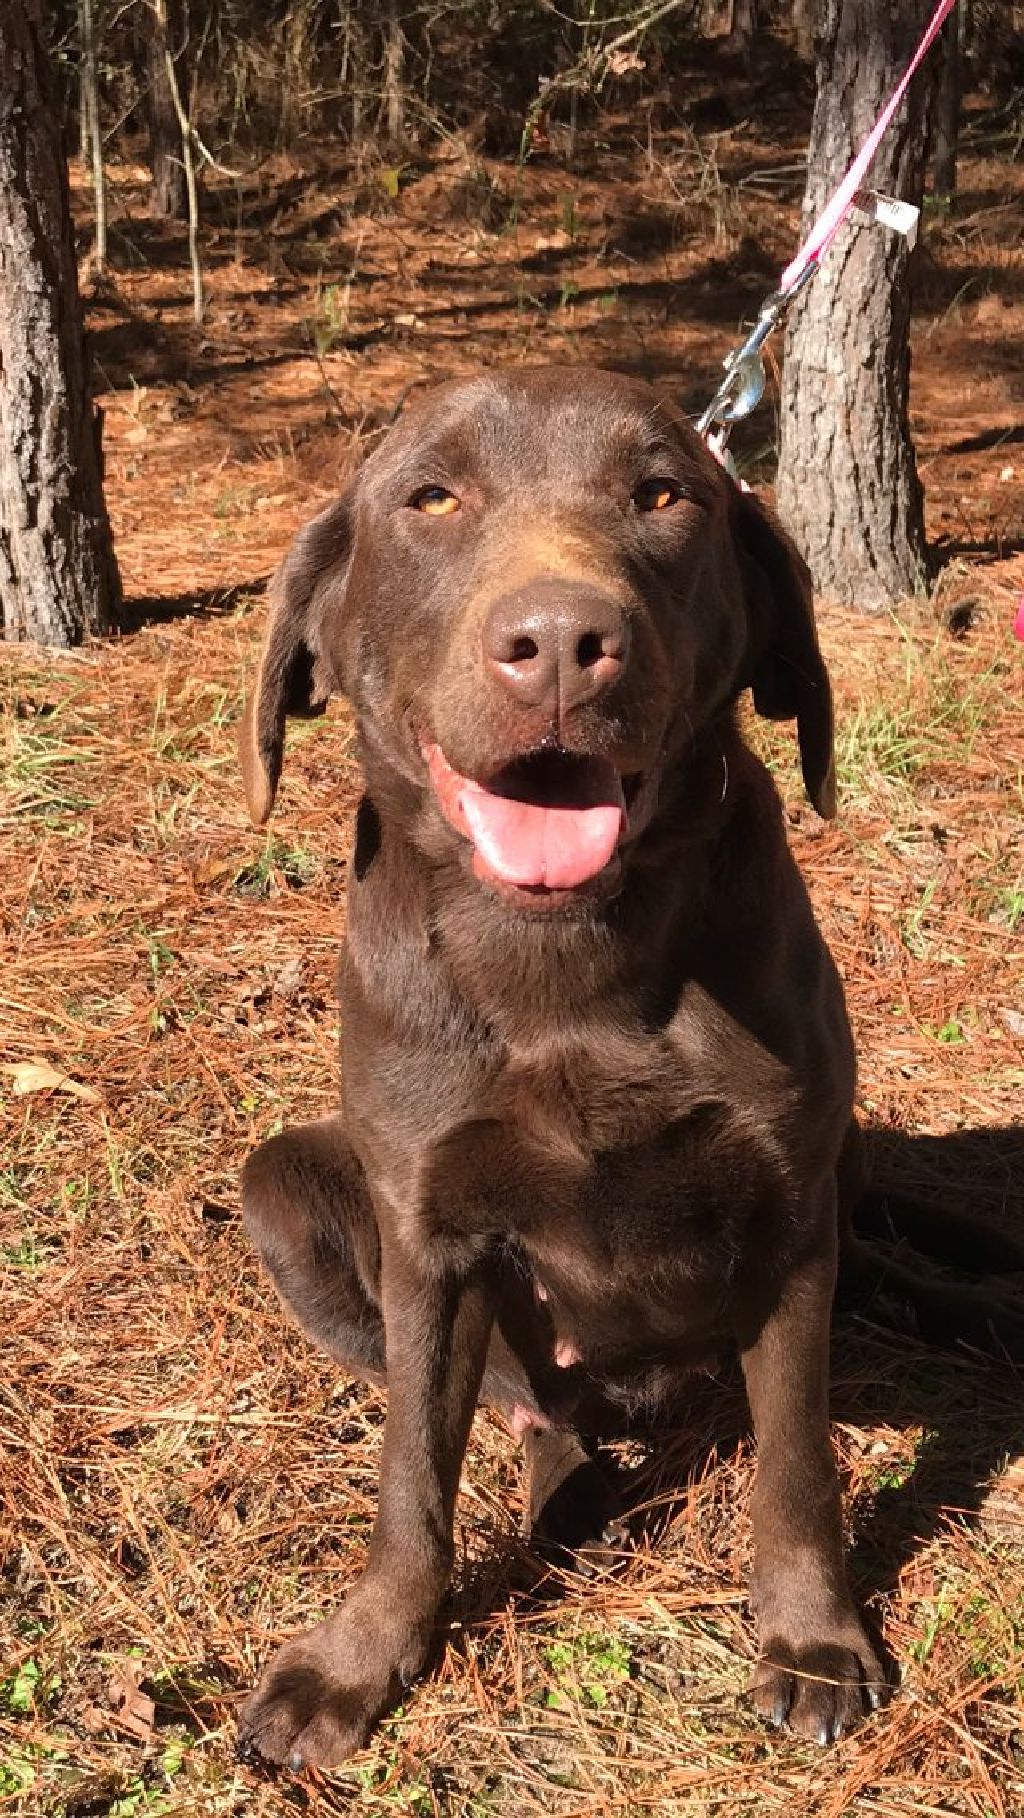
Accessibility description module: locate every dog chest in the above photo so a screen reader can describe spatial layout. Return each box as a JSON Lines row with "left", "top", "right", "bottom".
{"left": 423, "top": 1041, "right": 785, "bottom": 1267}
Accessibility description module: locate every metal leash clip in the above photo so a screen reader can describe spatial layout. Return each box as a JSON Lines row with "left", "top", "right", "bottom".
{"left": 695, "top": 264, "right": 816, "bottom": 450}
{"left": 696, "top": 185, "right": 917, "bottom": 458}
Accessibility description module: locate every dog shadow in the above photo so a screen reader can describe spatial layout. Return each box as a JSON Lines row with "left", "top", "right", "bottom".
{"left": 834, "top": 1123, "right": 1024, "bottom": 1619}
{"left": 458, "top": 1123, "right": 1024, "bottom": 1656}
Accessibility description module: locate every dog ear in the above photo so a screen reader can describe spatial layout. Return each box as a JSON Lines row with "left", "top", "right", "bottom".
{"left": 734, "top": 489, "right": 836, "bottom": 820}
{"left": 240, "top": 494, "right": 354, "bottom": 826}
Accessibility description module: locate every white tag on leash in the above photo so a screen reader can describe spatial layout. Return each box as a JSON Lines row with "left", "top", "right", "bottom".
{"left": 850, "top": 188, "right": 920, "bottom": 247}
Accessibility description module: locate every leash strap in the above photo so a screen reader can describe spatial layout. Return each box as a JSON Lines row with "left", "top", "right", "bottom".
{"left": 698, "top": 0, "right": 958, "bottom": 445}
{"left": 697, "top": 0, "right": 1024, "bottom": 645}
{"left": 779, "top": 0, "right": 959, "bottom": 293}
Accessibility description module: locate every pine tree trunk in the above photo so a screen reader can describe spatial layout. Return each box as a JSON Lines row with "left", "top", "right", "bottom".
{"left": 80, "top": 0, "right": 107, "bottom": 270}
{"left": 775, "top": 0, "right": 932, "bottom": 610}
{"left": 932, "top": 3, "right": 960, "bottom": 203}
{"left": 146, "top": 0, "right": 187, "bottom": 220}
{"left": 0, "top": 0, "right": 120, "bottom": 646}
{"left": 341, "top": 6, "right": 367, "bottom": 143}
{"left": 725, "top": 0, "right": 758, "bottom": 65}
{"left": 792, "top": 0, "right": 815, "bottom": 63}
{"left": 384, "top": 0, "right": 405, "bottom": 145}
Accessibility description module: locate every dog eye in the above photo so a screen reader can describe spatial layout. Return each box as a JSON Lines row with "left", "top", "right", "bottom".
{"left": 633, "top": 478, "right": 683, "bottom": 512}
{"left": 410, "top": 486, "right": 460, "bottom": 516}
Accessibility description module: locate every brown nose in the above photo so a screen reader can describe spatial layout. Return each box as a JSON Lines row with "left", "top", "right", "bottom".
{"left": 482, "top": 580, "right": 629, "bottom": 713}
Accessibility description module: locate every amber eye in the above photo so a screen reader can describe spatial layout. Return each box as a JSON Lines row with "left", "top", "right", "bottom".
{"left": 410, "top": 485, "right": 460, "bottom": 516}
{"left": 634, "top": 478, "right": 683, "bottom": 512}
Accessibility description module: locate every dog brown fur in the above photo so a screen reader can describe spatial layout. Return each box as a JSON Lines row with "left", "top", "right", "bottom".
{"left": 236, "top": 366, "right": 884, "bottom": 1769}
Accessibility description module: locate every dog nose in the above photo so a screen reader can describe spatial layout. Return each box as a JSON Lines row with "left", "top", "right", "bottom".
{"left": 482, "top": 582, "right": 629, "bottom": 713}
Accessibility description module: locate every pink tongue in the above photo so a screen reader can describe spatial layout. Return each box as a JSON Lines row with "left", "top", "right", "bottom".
{"left": 461, "top": 785, "right": 623, "bottom": 889}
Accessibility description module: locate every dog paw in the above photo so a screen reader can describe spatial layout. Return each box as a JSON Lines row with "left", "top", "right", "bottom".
{"left": 238, "top": 1612, "right": 422, "bottom": 1770}
{"left": 750, "top": 1633, "right": 886, "bottom": 1746}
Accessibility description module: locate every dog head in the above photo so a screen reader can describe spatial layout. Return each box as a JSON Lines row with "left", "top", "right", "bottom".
{"left": 241, "top": 367, "right": 834, "bottom": 909}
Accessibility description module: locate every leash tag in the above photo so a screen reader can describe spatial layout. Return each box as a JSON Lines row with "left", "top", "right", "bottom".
{"left": 850, "top": 188, "right": 920, "bottom": 247}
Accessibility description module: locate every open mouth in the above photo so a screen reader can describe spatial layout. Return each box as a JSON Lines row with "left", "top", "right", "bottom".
{"left": 423, "top": 742, "right": 641, "bottom": 892}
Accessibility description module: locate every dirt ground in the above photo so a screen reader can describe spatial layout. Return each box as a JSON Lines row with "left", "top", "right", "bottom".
{"left": 2, "top": 57, "right": 1024, "bottom": 1818}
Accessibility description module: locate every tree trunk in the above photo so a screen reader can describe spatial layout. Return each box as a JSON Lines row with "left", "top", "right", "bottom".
{"left": 340, "top": 5, "right": 367, "bottom": 143}
{"left": 153, "top": 0, "right": 204, "bottom": 324}
{"left": 146, "top": 0, "right": 187, "bottom": 219}
{"left": 932, "top": 2, "right": 960, "bottom": 203}
{"left": 0, "top": 0, "right": 120, "bottom": 646}
{"left": 80, "top": 0, "right": 106, "bottom": 269}
{"left": 775, "top": 0, "right": 932, "bottom": 609}
{"left": 792, "top": 0, "right": 815, "bottom": 63}
{"left": 78, "top": 0, "right": 90, "bottom": 158}
{"left": 725, "top": 0, "right": 758, "bottom": 65}
{"left": 384, "top": 0, "right": 405, "bottom": 146}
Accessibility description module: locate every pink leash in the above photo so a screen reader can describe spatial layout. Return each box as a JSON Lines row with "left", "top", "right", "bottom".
{"left": 779, "top": 0, "right": 960, "bottom": 294}
{"left": 700, "top": 0, "right": 1024, "bottom": 642}
{"left": 700, "top": 0, "right": 959, "bottom": 443}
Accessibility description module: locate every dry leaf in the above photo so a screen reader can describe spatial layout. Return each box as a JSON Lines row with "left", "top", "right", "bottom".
{"left": 107, "top": 1662, "right": 156, "bottom": 1743}
{"left": 606, "top": 49, "right": 645, "bottom": 77}
{"left": 191, "top": 852, "right": 235, "bottom": 888}
{"left": 3, "top": 1060, "right": 100, "bottom": 1104}
{"left": 273, "top": 956, "right": 306, "bottom": 1001}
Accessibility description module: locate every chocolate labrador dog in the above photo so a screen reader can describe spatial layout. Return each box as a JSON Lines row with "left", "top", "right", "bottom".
{"left": 237, "top": 365, "right": 886, "bottom": 1770}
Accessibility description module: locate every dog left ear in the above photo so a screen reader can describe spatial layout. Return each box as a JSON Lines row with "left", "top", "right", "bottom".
{"left": 734, "top": 488, "right": 836, "bottom": 820}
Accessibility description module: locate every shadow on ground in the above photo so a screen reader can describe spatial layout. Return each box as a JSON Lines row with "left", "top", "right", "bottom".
{"left": 118, "top": 580, "right": 269, "bottom": 631}
{"left": 451, "top": 1122, "right": 1024, "bottom": 1661}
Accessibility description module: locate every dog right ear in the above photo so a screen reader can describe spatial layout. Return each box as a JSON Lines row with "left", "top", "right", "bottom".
{"left": 734, "top": 488, "right": 836, "bottom": 821}
{"left": 240, "top": 493, "right": 355, "bottom": 827}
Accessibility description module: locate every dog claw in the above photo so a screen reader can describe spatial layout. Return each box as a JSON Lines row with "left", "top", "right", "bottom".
{"left": 753, "top": 1633, "right": 883, "bottom": 1747}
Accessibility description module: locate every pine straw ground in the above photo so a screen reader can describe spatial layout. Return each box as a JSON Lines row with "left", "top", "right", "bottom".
{"left": 3, "top": 75, "right": 1024, "bottom": 1818}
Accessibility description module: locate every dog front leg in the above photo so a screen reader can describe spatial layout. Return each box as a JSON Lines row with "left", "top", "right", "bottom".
{"left": 239, "top": 1230, "right": 495, "bottom": 1770}
{"left": 736, "top": 1184, "right": 885, "bottom": 1745}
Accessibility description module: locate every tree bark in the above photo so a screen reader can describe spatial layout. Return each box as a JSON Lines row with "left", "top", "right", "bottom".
{"left": 792, "top": 0, "right": 815, "bottom": 63}
{"left": 0, "top": 0, "right": 120, "bottom": 646}
{"left": 146, "top": 0, "right": 187, "bottom": 219}
{"left": 80, "top": 0, "right": 106, "bottom": 269}
{"left": 78, "top": 0, "right": 90, "bottom": 158}
{"left": 340, "top": 5, "right": 367, "bottom": 143}
{"left": 153, "top": 0, "right": 204, "bottom": 322}
{"left": 932, "top": 2, "right": 960, "bottom": 203}
{"left": 384, "top": 0, "right": 405, "bottom": 146}
{"left": 775, "top": 0, "right": 932, "bottom": 609}
{"left": 725, "top": 0, "right": 758, "bottom": 65}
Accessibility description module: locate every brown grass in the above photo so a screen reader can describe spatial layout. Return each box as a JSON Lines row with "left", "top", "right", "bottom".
{"left": 2, "top": 76, "right": 1024, "bottom": 1818}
